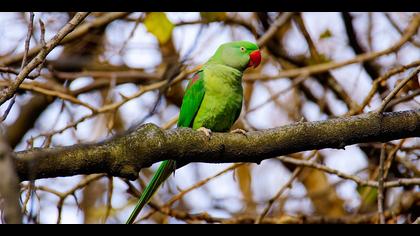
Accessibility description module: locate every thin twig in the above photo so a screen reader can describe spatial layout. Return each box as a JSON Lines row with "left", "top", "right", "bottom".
{"left": 383, "top": 140, "right": 406, "bottom": 181}
{"left": 0, "top": 12, "right": 90, "bottom": 107}
{"left": 247, "top": 13, "right": 420, "bottom": 82}
{"left": 28, "top": 174, "right": 106, "bottom": 224}
{"left": 378, "top": 144, "right": 386, "bottom": 224}
{"left": 350, "top": 60, "right": 420, "bottom": 115}
{"left": 20, "top": 12, "right": 35, "bottom": 71}
{"left": 0, "top": 12, "right": 131, "bottom": 66}
{"left": 140, "top": 163, "right": 244, "bottom": 221}
{"left": 28, "top": 67, "right": 196, "bottom": 142}
{"left": 256, "top": 151, "right": 318, "bottom": 224}
{"left": 377, "top": 66, "right": 420, "bottom": 113}
{"left": 341, "top": 12, "right": 381, "bottom": 81}
{"left": 276, "top": 155, "right": 420, "bottom": 188}
{"left": 257, "top": 12, "right": 294, "bottom": 48}
{"left": 395, "top": 155, "right": 420, "bottom": 176}
{"left": 367, "top": 12, "right": 374, "bottom": 51}
{"left": 384, "top": 13, "right": 420, "bottom": 48}
{"left": 0, "top": 96, "right": 16, "bottom": 122}
{"left": 103, "top": 176, "right": 114, "bottom": 223}
{"left": 118, "top": 13, "right": 144, "bottom": 54}
{"left": 0, "top": 80, "right": 97, "bottom": 111}
{"left": 255, "top": 167, "right": 301, "bottom": 224}
{"left": 294, "top": 13, "right": 359, "bottom": 111}
{"left": 1, "top": 12, "right": 34, "bottom": 122}
{"left": 385, "top": 89, "right": 420, "bottom": 110}
{"left": 35, "top": 18, "right": 47, "bottom": 75}
{"left": 246, "top": 75, "right": 308, "bottom": 114}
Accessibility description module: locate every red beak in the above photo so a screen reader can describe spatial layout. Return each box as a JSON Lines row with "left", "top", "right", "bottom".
{"left": 248, "top": 50, "right": 261, "bottom": 68}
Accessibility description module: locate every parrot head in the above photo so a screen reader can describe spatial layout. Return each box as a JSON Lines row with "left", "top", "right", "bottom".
{"left": 210, "top": 41, "right": 261, "bottom": 71}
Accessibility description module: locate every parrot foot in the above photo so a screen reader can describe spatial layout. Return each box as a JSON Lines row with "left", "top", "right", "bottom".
{"left": 298, "top": 116, "right": 307, "bottom": 123}
{"left": 197, "top": 127, "right": 212, "bottom": 139}
{"left": 230, "top": 128, "right": 248, "bottom": 136}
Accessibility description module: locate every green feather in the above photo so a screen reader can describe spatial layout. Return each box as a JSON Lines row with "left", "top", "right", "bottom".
{"left": 125, "top": 159, "right": 175, "bottom": 224}
{"left": 192, "top": 63, "right": 243, "bottom": 132}
{"left": 126, "top": 41, "right": 259, "bottom": 224}
{"left": 177, "top": 70, "right": 206, "bottom": 128}
{"left": 125, "top": 72, "right": 206, "bottom": 224}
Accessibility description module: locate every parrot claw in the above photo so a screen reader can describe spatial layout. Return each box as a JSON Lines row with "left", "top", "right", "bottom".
{"left": 230, "top": 128, "right": 248, "bottom": 136}
{"left": 197, "top": 127, "right": 212, "bottom": 139}
{"left": 299, "top": 116, "right": 307, "bottom": 123}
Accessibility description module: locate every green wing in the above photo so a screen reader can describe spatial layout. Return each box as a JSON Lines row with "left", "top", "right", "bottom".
{"left": 177, "top": 70, "right": 206, "bottom": 128}
{"left": 126, "top": 71, "right": 205, "bottom": 224}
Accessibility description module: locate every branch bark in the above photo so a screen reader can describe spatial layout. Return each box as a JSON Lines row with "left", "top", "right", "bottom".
{"left": 14, "top": 109, "right": 420, "bottom": 182}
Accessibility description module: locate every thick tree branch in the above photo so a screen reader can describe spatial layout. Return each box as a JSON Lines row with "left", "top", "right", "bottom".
{"left": 14, "top": 109, "right": 420, "bottom": 182}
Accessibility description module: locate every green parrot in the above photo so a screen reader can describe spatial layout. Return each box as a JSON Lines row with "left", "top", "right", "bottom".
{"left": 126, "top": 41, "right": 261, "bottom": 224}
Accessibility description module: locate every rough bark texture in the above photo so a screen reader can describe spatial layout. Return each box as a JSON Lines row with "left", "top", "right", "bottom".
{"left": 14, "top": 109, "right": 420, "bottom": 181}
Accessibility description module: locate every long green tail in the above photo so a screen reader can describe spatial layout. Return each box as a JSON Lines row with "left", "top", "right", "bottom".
{"left": 126, "top": 160, "right": 176, "bottom": 224}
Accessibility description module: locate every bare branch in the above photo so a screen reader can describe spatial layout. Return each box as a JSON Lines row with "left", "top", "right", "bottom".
{"left": 0, "top": 12, "right": 90, "bottom": 107}
{"left": 20, "top": 12, "right": 35, "bottom": 71}
{"left": 247, "top": 13, "right": 420, "bottom": 81}
{"left": 377, "top": 144, "right": 386, "bottom": 224}
{"left": 0, "top": 12, "right": 131, "bottom": 67}
{"left": 257, "top": 12, "right": 294, "bottom": 48}
{"left": 384, "top": 13, "right": 420, "bottom": 48}
{"left": 13, "top": 109, "right": 420, "bottom": 181}
{"left": 276, "top": 155, "right": 420, "bottom": 188}
{"left": 341, "top": 12, "right": 381, "bottom": 81}
{"left": 1, "top": 12, "right": 34, "bottom": 122}
{"left": 377, "top": 66, "right": 420, "bottom": 113}
{"left": 351, "top": 60, "right": 420, "bottom": 115}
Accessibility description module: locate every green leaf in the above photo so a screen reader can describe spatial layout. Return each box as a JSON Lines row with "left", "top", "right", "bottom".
{"left": 357, "top": 186, "right": 378, "bottom": 206}
{"left": 200, "top": 12, "right": 227, "bottom": 22}
{"left": 319, "top": 29, "right": 333, "bottom": 40}
{"left": 306, "top": 53, "right": 331, "bottom": 65}
{"left": 144, "top": 12, "right": 174, "bottom": 44}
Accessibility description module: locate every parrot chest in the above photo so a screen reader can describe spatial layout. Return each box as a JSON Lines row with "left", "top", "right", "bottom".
{"left": 192, "top": 67, "right": 243, "bottom": 132}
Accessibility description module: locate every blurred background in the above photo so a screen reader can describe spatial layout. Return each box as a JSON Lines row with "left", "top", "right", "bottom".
{"left": 0, "top": 12, "right": 419, "bottom": 224}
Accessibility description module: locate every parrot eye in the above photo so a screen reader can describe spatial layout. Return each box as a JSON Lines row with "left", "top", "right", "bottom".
{"left": 240, "top": 47, "right": 246, "bottom": 52}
